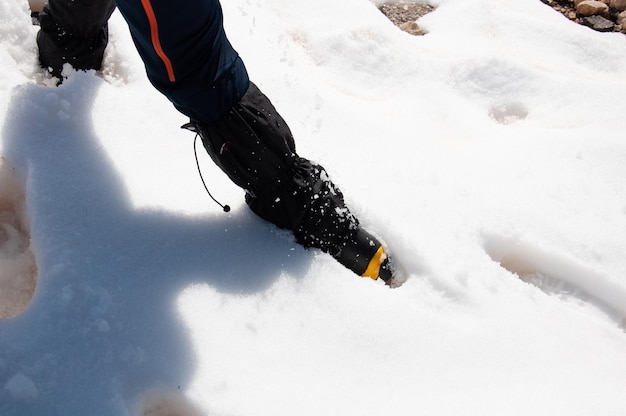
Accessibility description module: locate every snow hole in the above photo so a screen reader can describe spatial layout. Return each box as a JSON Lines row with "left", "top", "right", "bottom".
{"left": 0, "top": 157, "right": 38, "bottom": 319}
{"left": 488, "top": 102, "right": 529, "bottom": 124}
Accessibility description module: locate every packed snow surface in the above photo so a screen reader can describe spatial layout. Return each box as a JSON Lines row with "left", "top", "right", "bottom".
{"left": 1, "top": 0, "right": 626, "bottom": 415}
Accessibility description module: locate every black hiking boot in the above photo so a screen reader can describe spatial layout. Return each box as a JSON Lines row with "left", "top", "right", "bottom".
{"left": 335, "top": 228, "right": 404, "bottom": 287}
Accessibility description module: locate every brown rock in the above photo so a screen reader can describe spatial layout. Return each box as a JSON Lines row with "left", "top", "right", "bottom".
{"left": 399, "top": 21, "right": 427, "bottom": 36}
{"left": 576, "top": 0, "right": 610, "bottom": 16}
{"left": 610, "top": 0, "right": 626, "bottom": 11}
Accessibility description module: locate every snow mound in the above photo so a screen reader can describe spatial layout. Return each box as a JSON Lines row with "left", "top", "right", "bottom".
{"left": 484, "top": 234, "right": 626, "bottom": 329}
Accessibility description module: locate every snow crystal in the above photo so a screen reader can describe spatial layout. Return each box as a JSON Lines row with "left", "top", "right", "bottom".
{"left": 4, "top": 373, "right": 38, "bottom": 401}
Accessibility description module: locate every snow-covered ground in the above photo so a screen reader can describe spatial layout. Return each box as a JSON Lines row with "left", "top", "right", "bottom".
{"left": 2, "top": 0, "right": 626, "bottom": 415}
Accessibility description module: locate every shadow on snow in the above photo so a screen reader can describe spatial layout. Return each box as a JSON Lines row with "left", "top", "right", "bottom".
{"left": 0, "top": 73, "right": 311, "bottom": 415}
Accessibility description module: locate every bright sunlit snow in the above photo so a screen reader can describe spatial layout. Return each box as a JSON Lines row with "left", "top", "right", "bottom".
{"left": 1, "top": 0, "right": 626, "bottom": 415}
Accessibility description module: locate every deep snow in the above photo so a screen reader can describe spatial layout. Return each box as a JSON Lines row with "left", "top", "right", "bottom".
{"left": 1, "top": 0, "right": 626, "bottom": 415}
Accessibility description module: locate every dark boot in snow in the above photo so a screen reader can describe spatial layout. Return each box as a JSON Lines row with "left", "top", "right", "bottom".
{"left": 36, "top": 0, "right": 116, "bottom": 80}
{"left": 334, "top": 228, "right": 404, "bottom": 287}
{"left": 184, "top": 82, "right": 405, "bottom": 286}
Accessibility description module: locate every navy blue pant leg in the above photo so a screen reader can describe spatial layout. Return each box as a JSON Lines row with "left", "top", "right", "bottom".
{"left": 114, "top": 0, "right": 249, "bottom": 123}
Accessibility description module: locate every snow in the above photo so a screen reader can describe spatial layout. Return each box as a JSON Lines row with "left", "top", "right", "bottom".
{"left": 1, "top": 0, "right": 626, "bottom": 414}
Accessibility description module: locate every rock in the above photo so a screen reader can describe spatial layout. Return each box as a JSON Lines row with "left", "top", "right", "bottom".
{"left": 399, "top": 21, "right": 427, "bottom": 36}
{"left": 610, "top": 0, "right": 626, "bottom": 11}
{"left": 543, "top": 0, "right": 626, "bottom": 34}
{"left": 576, "top": 0, "right": 610, "bottom": 16}
{"left": 379, "top": 3, "right": 434, "bottom": 27}
{"left": 582, "top": 14, "right": 616, "bottom": 30}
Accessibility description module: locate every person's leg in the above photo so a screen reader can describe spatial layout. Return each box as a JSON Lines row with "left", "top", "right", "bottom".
{"left": 37, "top": 0, "right": 116, "bottom": 80}
{"left": 113, "top": 0, "right": 397, "bottom": 282}
{"left": 114, "top": 0, "right": 249, "bottom": 124}
{"left": 191, "top": 83, "right": 395, "bottom": 283}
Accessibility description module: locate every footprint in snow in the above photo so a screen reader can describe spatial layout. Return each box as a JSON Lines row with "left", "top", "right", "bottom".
{"left": 0, "top": 157, "right": 37, "bottom": 319}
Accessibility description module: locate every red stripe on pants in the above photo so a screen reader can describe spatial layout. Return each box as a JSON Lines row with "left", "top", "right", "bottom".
{"left": 140, "top": 0, "right": 176, "bottom": 82}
